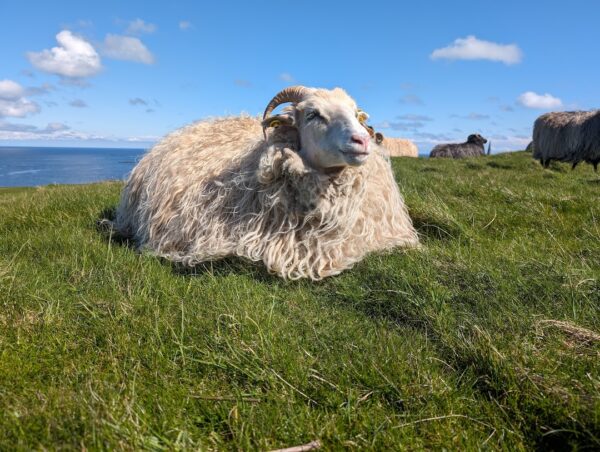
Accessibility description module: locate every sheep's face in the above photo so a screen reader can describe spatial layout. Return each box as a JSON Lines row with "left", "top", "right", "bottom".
{"left": 295, "top": 89, "right": 371, "bottom": 171}
{"left": 468, "top": 134, "right": 488, "bottom": 146}
{"left": 264, "top": 88, "right": 372, "bottom": 172}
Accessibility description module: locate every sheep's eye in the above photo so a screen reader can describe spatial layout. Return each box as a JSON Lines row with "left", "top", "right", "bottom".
{"left": 305, "top": 110, "right": 321, "bottom": 121}
{"left": 356, "top": 110, "right": 369, "bottom": 124}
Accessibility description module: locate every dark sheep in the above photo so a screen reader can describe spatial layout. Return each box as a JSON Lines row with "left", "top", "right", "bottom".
{"left": 532, "top": 110, "right": 600, "bottom": 171}
{"left": 429, "top": 134, "right": 488, "bottom": 159}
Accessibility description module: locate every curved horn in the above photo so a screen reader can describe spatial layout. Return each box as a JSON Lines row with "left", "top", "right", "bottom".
{"left": 262, "top": 86, "right": 309, "bottom": 120}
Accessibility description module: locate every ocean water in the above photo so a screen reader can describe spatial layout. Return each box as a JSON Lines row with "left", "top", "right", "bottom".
{"left": 0, "top": 146, "right": 148, "bottom": 188}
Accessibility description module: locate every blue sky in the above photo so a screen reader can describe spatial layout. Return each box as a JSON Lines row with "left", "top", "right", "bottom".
{"left": 1, "top": 0, "right": 599, "bottom": 152}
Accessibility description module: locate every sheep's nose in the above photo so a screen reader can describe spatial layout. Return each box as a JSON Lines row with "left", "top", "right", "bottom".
{"left": 351, "top": 134, "right": 369, "bottom": 150}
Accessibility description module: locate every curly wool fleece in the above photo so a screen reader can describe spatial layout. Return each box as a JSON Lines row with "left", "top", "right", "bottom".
{"left": 114, "top": 116, "right": 419, "bottom": 280}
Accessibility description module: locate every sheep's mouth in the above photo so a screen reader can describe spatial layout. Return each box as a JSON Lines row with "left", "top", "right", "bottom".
{"left": 340, "top": 146, "right": 370, "bottom": 157}
{"left": 342, "top": 150, "right": 369, "bottom": 156}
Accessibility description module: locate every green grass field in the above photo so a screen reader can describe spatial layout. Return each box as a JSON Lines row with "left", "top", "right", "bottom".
{"left": 1, "top": 151, "right": 598, "bottom": 450}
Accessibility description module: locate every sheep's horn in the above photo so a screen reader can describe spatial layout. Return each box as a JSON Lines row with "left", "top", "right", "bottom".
{"left": 262, "top": 86, "right": 309, "bottom": 120}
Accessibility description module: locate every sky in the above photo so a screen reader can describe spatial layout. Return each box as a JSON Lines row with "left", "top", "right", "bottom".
{"left": 1, "top": 0, "right": 599, "bottom": 152}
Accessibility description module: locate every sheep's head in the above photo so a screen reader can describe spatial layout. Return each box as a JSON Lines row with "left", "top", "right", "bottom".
{"left": 263, "top": 86, "right": 372, "bottom": 172}
{"left": 467, "top": 134, "right": 488, "bottom": 146}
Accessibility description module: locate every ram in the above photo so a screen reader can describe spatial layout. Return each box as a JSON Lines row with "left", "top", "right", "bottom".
{"left": 532, "top": 110, "right": 600, "bottom": 171}
{"left": 113, "top": 86, "right": 419, "bottom": 280}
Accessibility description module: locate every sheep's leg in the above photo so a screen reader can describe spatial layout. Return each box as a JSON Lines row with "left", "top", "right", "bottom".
{"left": 571, "top": 161, "right": 579, "bottom": 170}
{"left": 593, "top": 160, "right": 599, "bottom": 172}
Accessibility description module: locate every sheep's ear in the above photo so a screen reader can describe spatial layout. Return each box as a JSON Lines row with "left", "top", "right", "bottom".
{"left": 262, "top": 112, "right": 295, "bottom": 130}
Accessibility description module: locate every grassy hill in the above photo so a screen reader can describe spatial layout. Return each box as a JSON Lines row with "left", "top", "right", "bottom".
{"left": 1, "top": 151, "right": 598, "bottom": 450}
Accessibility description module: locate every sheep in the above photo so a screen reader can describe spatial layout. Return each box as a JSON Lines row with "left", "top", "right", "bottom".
{"left": 429, "top": 134, "right": 487, "bottom": 159}
{"left": 532, "top": 110, "right": 600, "bottom": 171}
{"left": 380, "top": 137, "right": 419, "bottom": 158}
{"left": 113, "top": 86, "right": 419, "bottom": 280}
{"left": 364, "top": 127, "right": 418, "bottom": 157}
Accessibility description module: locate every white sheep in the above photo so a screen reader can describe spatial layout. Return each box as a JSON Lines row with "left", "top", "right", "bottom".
{"left": 364, "top": 128, "right": 418, "bottom": 157}
{"left": 113, "top": 86, "right": 419, "bottom": 280}
{"left": 380, "top": 136, "right": 419, "bottom": 158}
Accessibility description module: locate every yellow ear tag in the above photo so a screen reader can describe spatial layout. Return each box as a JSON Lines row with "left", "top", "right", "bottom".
{"left": 357, "top": 111, "right": 368, "bottom": 124}
{"left": 270, "top": 119, "right": 281, "bottom": 128}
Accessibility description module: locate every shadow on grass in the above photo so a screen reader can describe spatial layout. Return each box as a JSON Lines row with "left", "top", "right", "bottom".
{"left": 486, "top": 161, "right": 514, "bottom": 170}
{"left": 171, "top": 257, "right": 280, "bottom": 284}
{"left": 411, "top": 213, "right": 464, "bottom": 241}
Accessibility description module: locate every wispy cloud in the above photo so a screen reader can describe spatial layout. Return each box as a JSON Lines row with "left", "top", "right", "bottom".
{"left": 101, "top": 34, "right": 155, "bottom": 64}
{"left": 0, "top": 120, "right": 158, "bottom": 143}
{"left": 27, "top": 30, "right": 102, "bottom": 78}
{"left": 396, "top": 114, "right": 433, "bottom": 121}
{"left": 129, "top": 97, "right": 148, "bottom": 106}
{"left": 431, "top": 35, "right": 523, "bottom": 65}
{"left": 0, "top": 121, "right": 69, "bottom": 133}
{"left": 279, "top": 72, "right": 294, "bottom": 83}
{"left": 451, "top": 112, "right": 490, "bottom": 120}
{"left": 398, "top": 94, "right": 424, "bottom": 105}
{"left": 179, "top": 21, "right": 192, "bottom": 30}
{"left": 59, "top": 77, "right": 91, "bottom": 88}
{"left": 413, "top": 131, "right": 453, "bottom": 142}
{"left": 377, "top": 121, "right": 426, "bottom": 131}
{"left": 126, "top": 19, "right": 156, "bottom": 35}
{"left": 69, "top": 99, "right": 88, "bottom": 108}
{"left": 234, "top": 79, "right": 252, "bottom": 88}
{"left": 517, "top": 91, "right": 562, "bottom": 109}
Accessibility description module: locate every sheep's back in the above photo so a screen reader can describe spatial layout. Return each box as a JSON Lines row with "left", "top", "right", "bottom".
{"left": 115, "top": 116, "right": 263, "bottom": 241}
{"left": 430, "top": 142, "right": 483, "bottom": 158}
{"left": 382, "top": 138, "right": 418, "bottom": 157}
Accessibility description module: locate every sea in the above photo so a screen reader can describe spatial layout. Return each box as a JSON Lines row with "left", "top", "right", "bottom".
{"left": 0, "top": 146, "right": 148, "bottom": 188}
{"left": 0, "top": 145, "right": 432, "bottom": 188}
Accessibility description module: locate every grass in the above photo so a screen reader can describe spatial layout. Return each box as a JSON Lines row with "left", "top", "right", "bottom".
{"left": 0, "top": 151, "right": 599, "bottom": 450}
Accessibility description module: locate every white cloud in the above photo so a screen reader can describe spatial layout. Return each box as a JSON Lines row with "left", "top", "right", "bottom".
{"left": 179, "top": 21, "right": 192, "bottom": 30}
{"left": 279, "top": 73, "right": 294, "bottom": 83}
{"left": 0, "top": 98, "right": 40, "bottom": 118}
{"left": 517, "top": 91, "right": 562, "bottom": 109}
{"left": 0, "top": 80, "right": 25, "bottom": 100}
{"left": 0, "top": 80, "right": 40, "bottom": 118}
{"left": 431, "top": 35, "right": 522, "bottom": 65}
{"left": 126, "top": 19, "right": 156, "bottom": 35}
{"left": 27, "top": 30, "right": 102, "bottom": 78}
{"left": 101, "top": 34, "right": 155, "bottom": 64}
